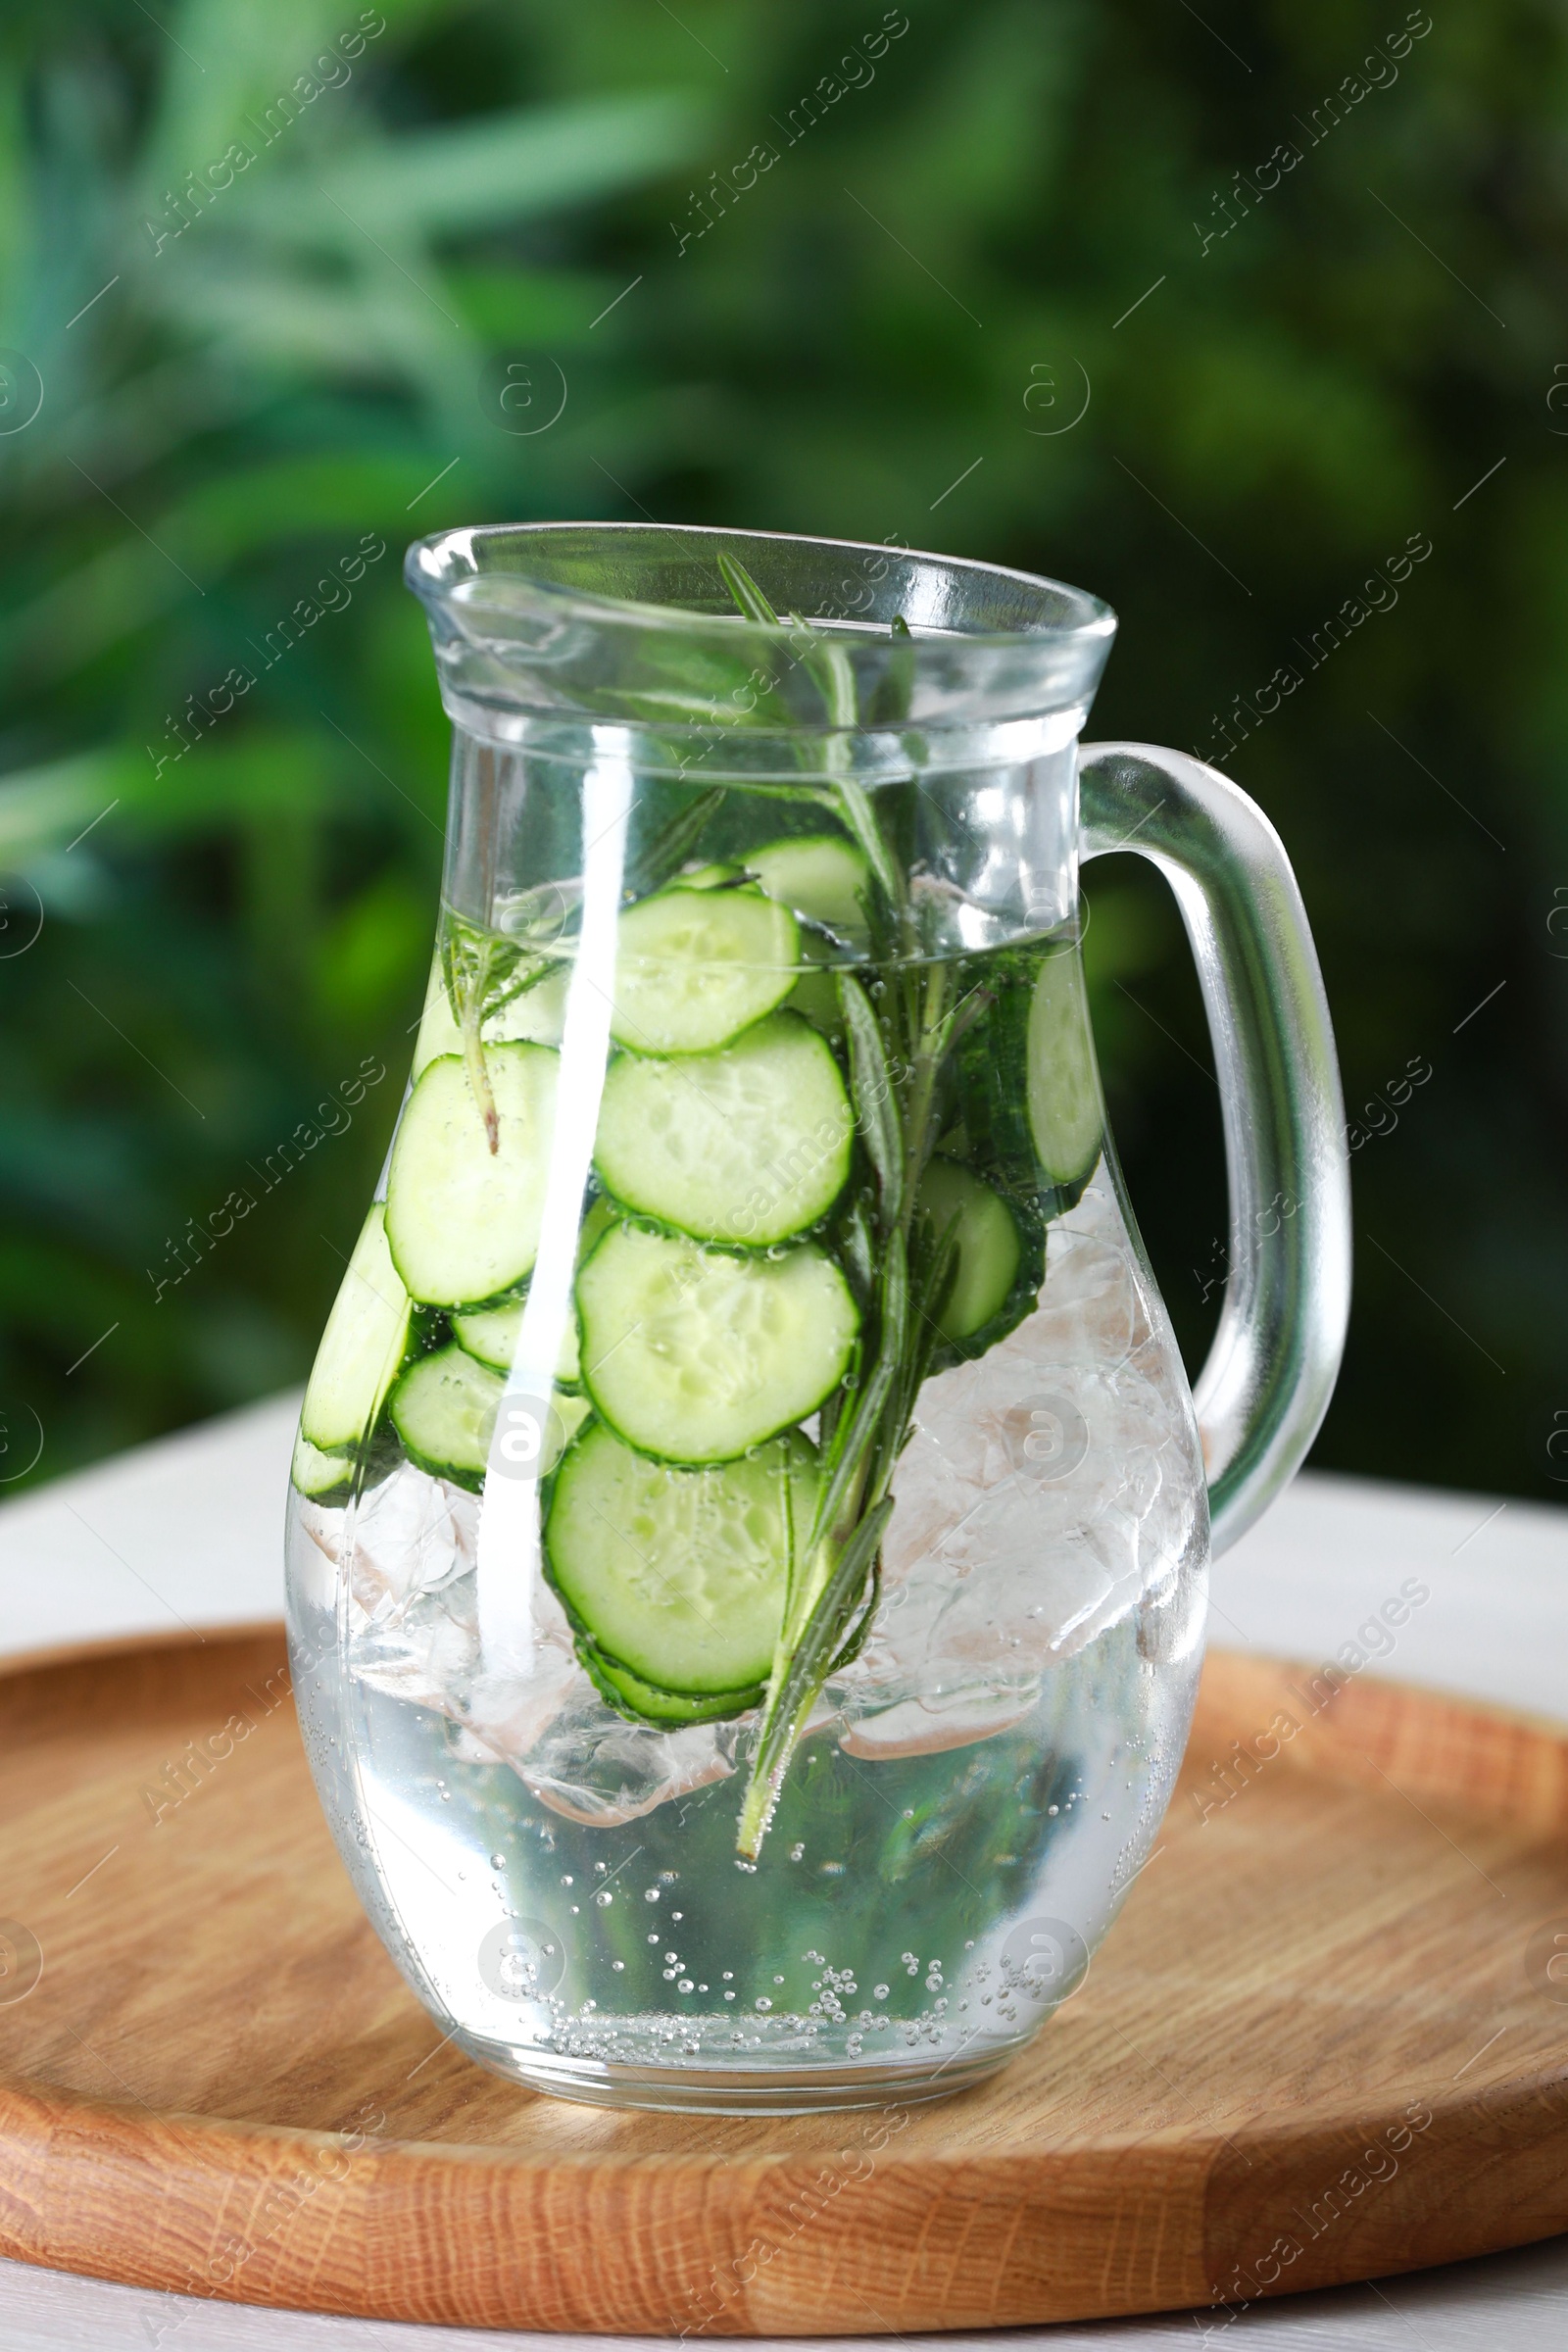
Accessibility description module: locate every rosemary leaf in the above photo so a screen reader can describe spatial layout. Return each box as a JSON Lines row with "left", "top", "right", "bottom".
{"left": 624, "top": 783, "right": 728, "bottom": 900}
{"left": 837, "top": 1194, "right": 876, "bottom": 1308}
{"left": 716, "top": 549, "right": 780, "bottom": 626}
{"left": 481, "top": 950, "right": 548, "bottom": 1023}
{"left": 717, "top": 554, "right": 904, "bottom": 919}
{"left": 892, "top": 1214, "right": 961, "bottom": 1443}
{"left": 806, "top": 1225, "right": 906, "bottom": 1564}
{"left": 440, "top": 922, "right": 502, "bottom": 1152}
{"left": 737, "top": 1494, "right": 896, "bottom": 1860}
{"left": 837, "top": 970, "right": 904, "bottom": 1231}
{"left": 826, "top": 1549, "right": 882, "bottom": 1676}
{"left": 816, "top": 742, "right": 904, "bottom": 920}
{"left": 866, "top": 611, "right": 916, "bottom": 728}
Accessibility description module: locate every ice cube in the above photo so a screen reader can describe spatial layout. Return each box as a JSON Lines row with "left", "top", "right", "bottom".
{"left": 350, "top": 1460, "right": 478, "bottom": 1612}
{"left": 840, "top": 1299, "right": 1203, "bottom": 1758}
{"left": 456, "top": 1644, "right": 583, "bottom": 1766}
{"left": 520, "top": 1689, "right": 735, "bottom": 1828}
{"left": 350, "top": 1586, "right": 480, "bottom": 1712}
{"left": 840, "top": 1686, "right": 1040, "bottom": 1759}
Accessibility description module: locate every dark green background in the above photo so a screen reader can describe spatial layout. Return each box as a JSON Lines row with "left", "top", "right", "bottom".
{"left": 1, "top": 0, "right": 1561, "bottom": 1502}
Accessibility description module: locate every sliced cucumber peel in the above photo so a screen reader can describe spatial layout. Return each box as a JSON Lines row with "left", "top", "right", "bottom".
{"left": 580, "top": 1641, "right": 763, "bottom": 1727}
{"left": 389, "top": 1344, "right": 587, "bottom": 1492}
{"left": 609, "top": 886, "right": 800, "bottom": 1054}
{"left": 290, "top": 1431, "right": 359, "bottom": 1503}
{"left": 452, "top": 1297, "right": 581, "bottom": 1390}
{"left": 545, "top": 1420, "right": 815, "bottom": 1696}
{"left": 299, "top": 1204, "right": 412, "bottom": 1454}
{"left": 915, "top": 1157, "right": 1023, "bottom": 1344}
{"left": 576, "top": 1222, "right": 859, "bottom": 1464}
{"left": 746, "top": 834, "right": 870, "bottom": 936}
{"left": 594, "top": 1010, "right": 853, "bottom": 1246}
{"left": 385, "top": 1044, "right": 557, "bottom": 1307}
{"left": 1026, "top": 945, "right": 1103, "bottom": 1195}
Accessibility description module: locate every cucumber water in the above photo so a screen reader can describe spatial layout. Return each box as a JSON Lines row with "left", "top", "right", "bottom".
{"left": 288, "top": 858, "right": 1203, "bottom": 2101}
{"left": 283, "top": 540, "right": 1223, "bottom": 2119}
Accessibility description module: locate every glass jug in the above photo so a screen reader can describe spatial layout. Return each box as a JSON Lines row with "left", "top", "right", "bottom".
{"left": 284, "top": 523, "right": 1349, "bottom": 2115}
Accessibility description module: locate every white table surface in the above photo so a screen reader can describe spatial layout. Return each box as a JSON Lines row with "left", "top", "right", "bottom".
{"left": 1, "top": 1391, "right": 1565, "bottom": 2349}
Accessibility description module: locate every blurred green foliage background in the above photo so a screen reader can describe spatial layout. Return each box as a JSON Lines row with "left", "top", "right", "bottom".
{"left": 0, "top": 0, "right": 1561, "bottom": 1502}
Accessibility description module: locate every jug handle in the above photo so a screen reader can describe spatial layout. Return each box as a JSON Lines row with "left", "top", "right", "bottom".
{"left": 1078, "top": 742, "right": 1351, "bottom": 1556}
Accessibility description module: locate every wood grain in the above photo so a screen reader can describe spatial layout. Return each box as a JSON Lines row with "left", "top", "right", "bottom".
{"left": 0, "top": 1628, "right": 1565, "bottom": 2333}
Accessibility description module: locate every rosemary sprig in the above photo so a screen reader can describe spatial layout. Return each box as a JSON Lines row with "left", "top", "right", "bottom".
{"left": 839, "top": 965, "right": 905, "bottom": 1226}
{"left": 736, "top": 969, "right": 946, "bottom": 1856}
{"left": 738, "top": 1496, "right": 896, "bottom": 1857}
{"left": 697, "top": 555, "right": 962, "bottom": 1857}
{"left": 442, "top": 918, "right": 536, "bottom": 1153}
{"left": 717, "top": 550, "right": 905, "bottom": 920}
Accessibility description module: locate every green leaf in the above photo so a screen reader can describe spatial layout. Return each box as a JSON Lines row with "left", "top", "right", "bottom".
{"left": 0, "top": 753, "right": 134, "bottom": 868}
{"left": 623, "top": 785, "right": 728, "bottom": 900}
{"left": 866, "top": 612, "right": 916, "bottom": 726}
{"left": 716, "top": 550, "right": 781, "bottom": 627}
{"left": 808, "top": 1228, "right": 906, "bottom": 1555}
{"left": 837, "top": 970, "right": 904, "bottom": 1230}
{"left": 737, "top": 1494, "right": 895, "bottom": 1860}
{"left": 261, "top": 94, "right": 711, "bottom": 246}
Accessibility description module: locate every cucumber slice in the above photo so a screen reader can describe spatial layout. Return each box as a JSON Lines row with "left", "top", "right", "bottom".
{"left": 300, "top": 1204, "right": 412, "bottom": 1452}
{"left": 391, "top": 1345, "right": 501, "bottom": 1488}
{"left": 546, "top": 1419, "right": 816, "bottom": 1692}
{"left": 389, "top": 1345, "right": 588, "bottom": 1492}
{"left": 580, "top": 1642, "right": 763, "bottom": 1726}
{"left": 678, "top": 862, "right": 756, "bottom": 892}
{"left": 747, "top": 835, "right": 870, "bottom": 934}
{"left": 452, "top": 1298, "right": 581, "bottom": 1389}
{"left": 1027, "top": 946, "right": 1103, "bottom": 1192}
{"left": 785, "top": 967, "right": 844, "bottom": 1038}
{"left": 610, "top": 887, "right": 799, "bottom": 1054}
{"left": 548, "top": 1393, "right": 593, "bottom": 1469}
{"left": 577, "top": 1223, "right": 858, "bottom": 1464}
{"left": 384, "top": 1044, "right": 557, "bottom": 1307}
{"left": 450, "top": 1195, "right": 615, "bottom": 1381}
{"left": 412, "top": 955, "right": 568, "bottom": 1076}
{"left": 916, "top": 1157, "right": 1023, "bottom": 1343}
{"left": 594, "top": 1011, "right": 853, "bottom": 1246}
{"left": 290, "top": 1431, "right": 358, "bottom": 1502}
{"left": 576, "top": 1192, "right": 620, "bottom": 1258}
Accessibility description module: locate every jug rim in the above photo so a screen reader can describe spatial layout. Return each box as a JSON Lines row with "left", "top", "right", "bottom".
{"left": 405, "top": 519, "right": 1116, "bottom": 652}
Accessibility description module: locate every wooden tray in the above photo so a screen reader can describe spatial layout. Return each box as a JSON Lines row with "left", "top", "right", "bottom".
{"left": 1, "top": 1626, "right": 1567, "bottom": 2335}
